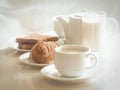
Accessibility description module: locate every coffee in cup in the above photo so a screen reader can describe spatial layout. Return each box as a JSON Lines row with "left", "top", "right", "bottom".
{"left": 54, "top": 45, "right": 97, "bottom": 77}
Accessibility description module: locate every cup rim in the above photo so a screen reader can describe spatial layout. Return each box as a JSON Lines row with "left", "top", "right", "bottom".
{"left": 55, "top": 45, "right": 90, "bottom": 54}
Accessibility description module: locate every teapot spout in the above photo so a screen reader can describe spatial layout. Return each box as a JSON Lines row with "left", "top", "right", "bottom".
{"left": 55, "top": 16, "right": 69, "bottom": 39}
{"left": 56, "top": 16, "right": 68, "bottom": 31}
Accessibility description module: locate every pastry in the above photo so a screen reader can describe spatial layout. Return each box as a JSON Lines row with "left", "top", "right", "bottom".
{"left": 16, "top": 34, "right": 59, "bottom": 50}
{"left": 30, "top": 41, "right": 58, "bottom": 64}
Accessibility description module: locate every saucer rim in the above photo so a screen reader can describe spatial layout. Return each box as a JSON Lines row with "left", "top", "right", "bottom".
{"left": 19, "top": 52, "right": 49, "bottom": 67}
{"left": 8, "top": 41, "right": 31, "bottom": 52}
{"left": 40, "top": 64, "right": 93, "bottom": 83}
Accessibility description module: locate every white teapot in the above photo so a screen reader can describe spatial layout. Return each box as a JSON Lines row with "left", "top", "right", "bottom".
{"left": 52, "top": 14, "right": 83, "bottom": 44}
{"left": 52, "top": 11, "right": 119, "bottom": 51}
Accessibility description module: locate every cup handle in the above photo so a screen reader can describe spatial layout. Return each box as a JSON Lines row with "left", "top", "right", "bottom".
{"left": 86, "top": 53, "right": 98, "bottom": 68}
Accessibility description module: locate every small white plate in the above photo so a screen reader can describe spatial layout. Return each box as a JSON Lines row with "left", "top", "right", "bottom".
{"left": 19, "top": 52, "right": 49, "bottom": 67}
{"left": 40, "top": 64, "right": 93, "bottom": 84}
{"left": 8, "top": 41, "right": 30, "bottom": 52}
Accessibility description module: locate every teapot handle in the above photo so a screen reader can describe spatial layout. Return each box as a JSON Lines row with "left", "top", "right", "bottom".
{"left": 107, "top": 17, "right": 119, "bottom": 37}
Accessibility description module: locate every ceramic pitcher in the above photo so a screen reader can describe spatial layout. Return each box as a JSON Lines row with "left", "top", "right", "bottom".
{"left": 52, "top": 11, "right": 119, "bottom": 51}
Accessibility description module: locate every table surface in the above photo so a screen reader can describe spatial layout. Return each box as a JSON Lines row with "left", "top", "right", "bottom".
{"left": 0, "top": 33, "right": 120, "bottom": 90}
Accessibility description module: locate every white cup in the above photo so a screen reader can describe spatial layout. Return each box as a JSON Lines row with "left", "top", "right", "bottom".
{"left": 54, "top": 45, "right": 97, "bottom": 77}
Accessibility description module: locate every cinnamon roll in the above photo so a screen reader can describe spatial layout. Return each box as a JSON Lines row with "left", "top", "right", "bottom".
{"left": 30, "top": 41, "right": 58, "bottom": 64}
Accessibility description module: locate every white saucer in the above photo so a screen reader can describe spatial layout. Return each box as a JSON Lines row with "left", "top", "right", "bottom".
{"left": 19, "top": 52, "right": 49, "bottom": 67}
{"left": 41, "top": 64, "right": 93, "bottom": 84}
{"left": 8, "top": 41, "right": 30, "bottom": 52}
